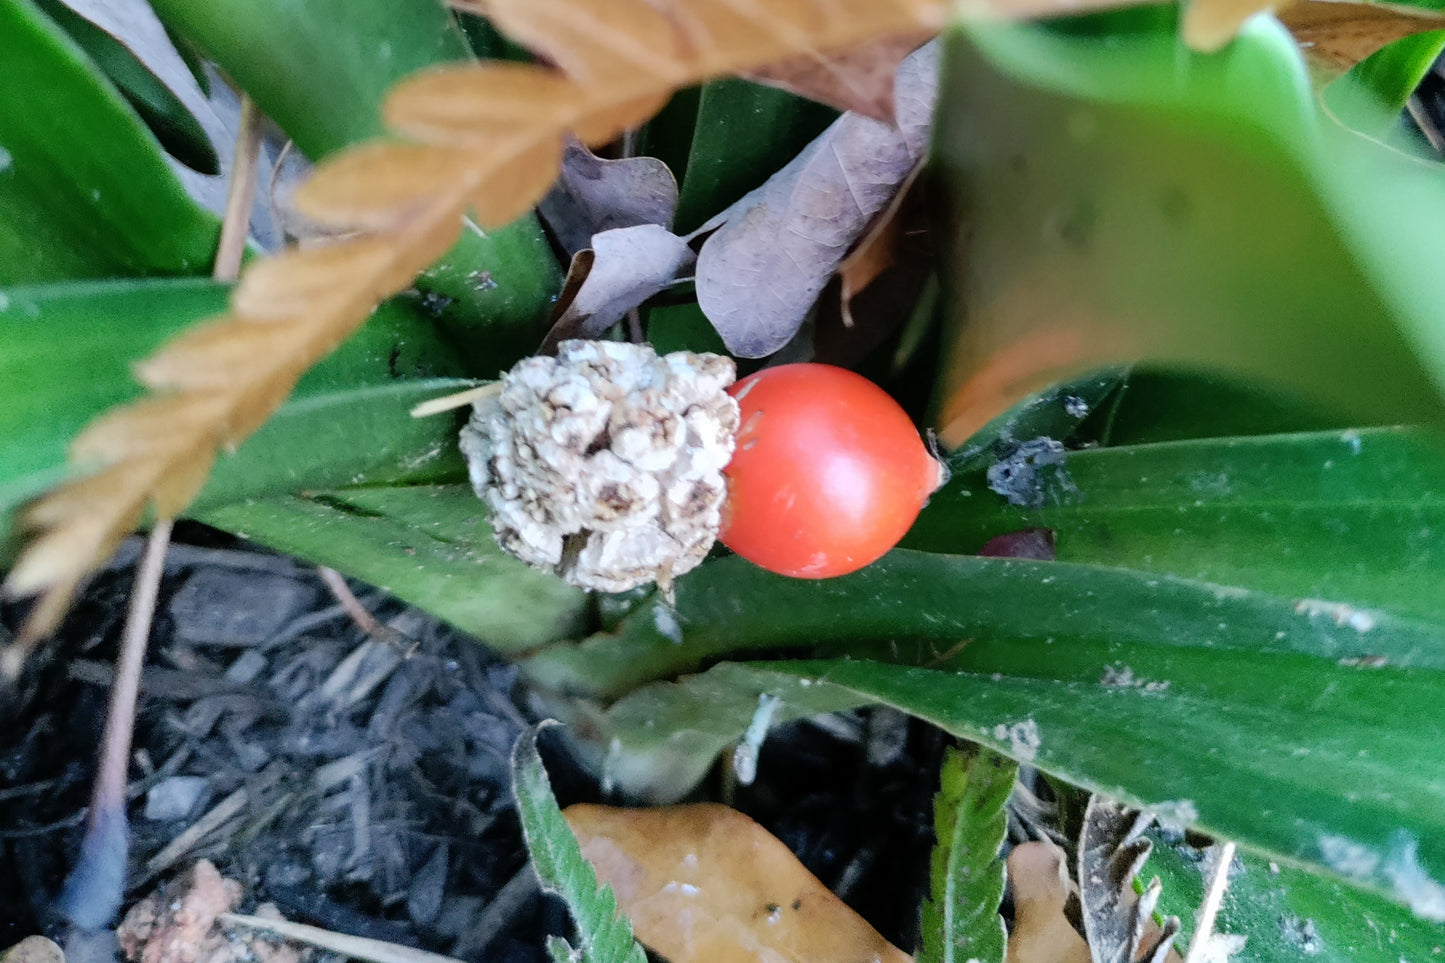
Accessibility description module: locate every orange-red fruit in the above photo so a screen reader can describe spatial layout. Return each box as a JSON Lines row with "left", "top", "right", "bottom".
{"left": 720, "top": 364, "right": 944, "bottom": 579}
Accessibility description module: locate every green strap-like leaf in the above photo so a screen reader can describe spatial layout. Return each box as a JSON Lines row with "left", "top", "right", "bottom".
{"left": 909, "top": 426, "right": 1445, "bottom": 622}
{"left": 932, "top": 9, "right": 1445, "bottom": 432}
{"left": 1144, "top": 827, "right": 1445, "bottom": 961}
{"left": 596, "top": 651, "right": 1445, "bottom": 924}
{"left": 199, "top": 485, "right": 588, "bottom": 652}
{"left": 917, "top": 745, "right": 1015, "bottom": 963}
{"left": 0, "top": 0, "right": 218, "bottom": 283}
{"left": 146, "top": 0, "right": 562, "bottom": 370}
{"left": 521, "top": 543, "right": 1445, "bottom": 699}
{"left": 0, "top": 278, "right": 468, "bottom": 527}
{"left": 512, "top": 724, "right": 648, "bottom": 963}
{"left": 31, "top": 0, "right": 218, "bottom": 173}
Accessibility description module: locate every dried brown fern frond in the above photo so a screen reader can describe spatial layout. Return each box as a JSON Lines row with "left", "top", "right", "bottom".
{"left": 3, "top": 0, "right": 955, "bottom": 654}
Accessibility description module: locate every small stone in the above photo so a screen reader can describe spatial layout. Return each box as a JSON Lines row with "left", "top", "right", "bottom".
{"left": 144, "top": 776, "right": 210, "bottom": 821}
{"left": 460, "top": 340, "right": 739, "bottom": 592}
{"left": 169, "top": 571, "right": 315, "bottom": 645}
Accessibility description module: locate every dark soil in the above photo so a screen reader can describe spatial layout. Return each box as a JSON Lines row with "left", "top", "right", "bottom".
{"left": 0, "top": 526, "right": 937, "bottom": 959}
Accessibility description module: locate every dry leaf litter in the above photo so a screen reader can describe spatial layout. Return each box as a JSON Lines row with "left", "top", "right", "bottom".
{"left": 459, "top": 340, "right": 739, "bottom": 592}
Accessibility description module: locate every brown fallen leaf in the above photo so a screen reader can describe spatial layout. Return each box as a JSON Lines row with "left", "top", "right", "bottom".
{"left": 1185, "top": 0, "right": 1445, "bottom": 66}
{"left": 694, "top": 40, "right": 938, "bottom": 358}
{"left": 0, "top": 939, "right": 62, "bottom": 963}
{"left": 1279, "top": 0, "right": 1445, "bottom": 71}
{"left": 746, "top": 31, "right": 936, "bottom": 122}
{"left": 564, "top": 802, "right": 913, "bottom": 963}
{"left": 539, "top": 224, "right": 695, "bottom": 352}
{"left": 1007, "top": 840, "right": 1092, "bottom": 963}
{"left": 539, "top": 139, "right": 679, "bottom": 256}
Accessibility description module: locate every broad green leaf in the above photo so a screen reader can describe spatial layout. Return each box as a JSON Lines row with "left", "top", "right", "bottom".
{"left": 944, "top": 366, "right": 1128, "bottom": 471}
{"left": 596, "top": 644, "right": 1445, "bottom": 922}
{"left": 917, "top": 745, "right": 1013, "bottom": 963}
{"left": 520, "top": 547, "right": 1445, "bottom": 699}
{"left": 0, "top": 278, "right": 468, "bottom": 547}
{"left": 932, "top": 9, "right": 1445, "bottom": 445}
{"left": 1144, "top": 829, "right": 1445, "bottom": 961}
{"left": 1324, "top": 29, "right": 1445, "bottom": 139}
{"left": 909, "top": 427, "right": 1445, "bottom": 623}
{"left": 512, "top": 725, "right": 649, "bottom": 963}
{"left": 672, "top": 79, "right": 837, "bottom": 234}
{"left": 33, "top": 0, "right": 217, "bottom": 173}
{"left": 1077, "top": 367, "right": 1346, "bottom": 447}
{"left": 199, "top": 484, "right": 587, "bottom": 651}
{"left": 148, "top": 0, "right": 562, "bottom": 371}
{"left": 0, "top": 0, "right": 218, "bottom": 283}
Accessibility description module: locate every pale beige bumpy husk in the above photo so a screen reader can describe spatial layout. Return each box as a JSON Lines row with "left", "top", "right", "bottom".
{"left": 460, "top": 340, "right": 739, "bottom": 592}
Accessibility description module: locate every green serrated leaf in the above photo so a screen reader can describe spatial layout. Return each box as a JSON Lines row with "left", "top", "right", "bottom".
{"left": 918, "top": 745, "right": 1015, "bottom": 963}
{"left": 512, "top": 724, "right": 648, "bottom": 963}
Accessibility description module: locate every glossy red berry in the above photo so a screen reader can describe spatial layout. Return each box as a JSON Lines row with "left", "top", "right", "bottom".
{"left": 720, "top": 364, "right": 944, "bottom": 578}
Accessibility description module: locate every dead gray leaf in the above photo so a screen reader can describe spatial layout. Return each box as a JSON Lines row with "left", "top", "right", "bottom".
{"left": 745, "top": 31, "right": 935, "bottom": 122}
{"left": 540, "top": 224, "right": 695, "bottom": 352}
{"left": 539, "top": 140, "right": 679, "bottom": 256}
{"left": 1079, "top": 797, "right": 1182, "bottom": 963}
{"left": 693, "top": 40, "right": 939, "bottom": 358}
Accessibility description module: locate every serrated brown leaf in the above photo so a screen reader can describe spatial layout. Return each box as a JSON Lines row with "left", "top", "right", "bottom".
{"left": 1079, "top": 797, "right": 1182, "bottom": 963}
{"left": 564, "top": 802, "right": 913, "bottom": 963}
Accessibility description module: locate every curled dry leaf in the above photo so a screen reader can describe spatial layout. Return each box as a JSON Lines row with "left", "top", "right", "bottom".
{"left": 540, "top": 139, "right": 679, "bottom": 256}
{"left": 694, "top": 40, "right": 938, "bottom": 358}
{"left": 540, "top": 224, "right": 696, "bottom": 352}
{"left": 3, "top": 0, "right": 957, "bottom": 651}
{"left": 564, "top": 802, "right": 913, "bottom": 963}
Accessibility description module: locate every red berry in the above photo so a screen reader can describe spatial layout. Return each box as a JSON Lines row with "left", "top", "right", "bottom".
{"left": 720, "top": 364, "right": 944, "bottom": 578}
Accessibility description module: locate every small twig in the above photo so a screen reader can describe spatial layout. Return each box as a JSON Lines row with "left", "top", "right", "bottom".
{"left": 1183, "top": 840, "right": 1237, "bottom": 963}
{"left": 142, "top": 787, "right": 248, "bottom": 880}
{"left": 409, "top": 381, "right": 499, "bottom": 417}
{"left": 453, "top": 867, "right": 539, "bottom": 959}
{"left": 317, "top": 567, "right": 388, "bottom": 640}
{"left": 55, "top": 520, "right": 172, "bottom": 928}
{"left": 626, "top": 306, "right": 645, "bottom": 342}
{"left": 215, "top": 94, "right": 263, "bottom": 282}
{"left": 221, "top": 912, "right": 469, "bottom": 963}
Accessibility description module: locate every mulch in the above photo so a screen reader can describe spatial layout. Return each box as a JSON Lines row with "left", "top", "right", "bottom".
{"left": 0, "top": 527, "right": 936, "bottom": 959}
